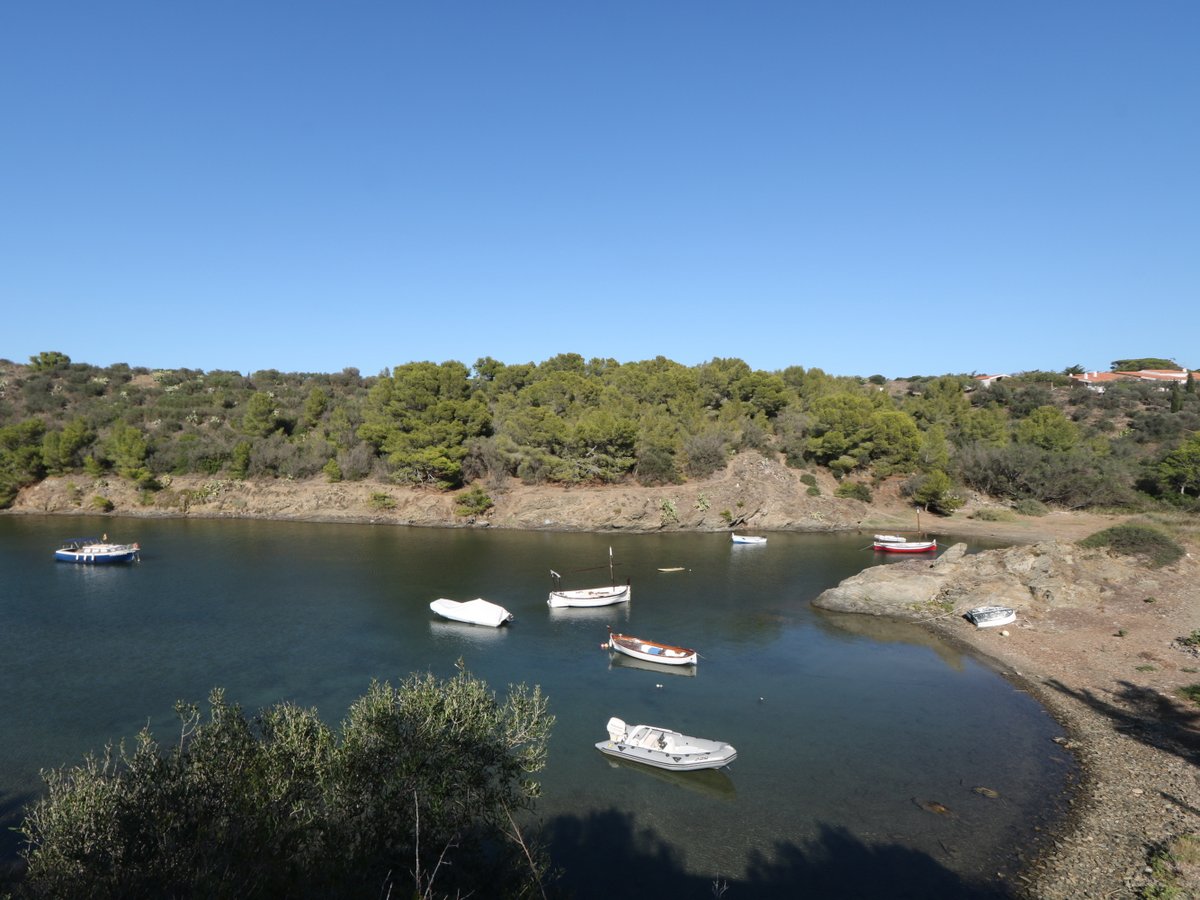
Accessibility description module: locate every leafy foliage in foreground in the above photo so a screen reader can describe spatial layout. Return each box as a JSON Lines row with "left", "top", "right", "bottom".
{"left": 1078, "top": 524, "right": 1186, "bottom": 568}
{"left": 16, "top": 670, "right": 554, "bottom": 899}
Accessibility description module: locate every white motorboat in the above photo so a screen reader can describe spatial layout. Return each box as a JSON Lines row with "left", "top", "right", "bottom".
{"left": 731, "top": 534, "right": 766, "bottom": 544}
{"left": 429, "top": 598, "right": 513, "bottom": 627}
{"left": 596, "top": 717, "right": 737, "bottom": 771}
{"left": 607, "top": 630, "right": 697, "bottom": 666}
{"left": 965, "top": 605, "right": 1017, "bottom": 628}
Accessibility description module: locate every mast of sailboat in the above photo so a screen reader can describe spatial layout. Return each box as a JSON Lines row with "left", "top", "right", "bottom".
{"left": 609, "top": 546, "right": 614, "bottom": 585}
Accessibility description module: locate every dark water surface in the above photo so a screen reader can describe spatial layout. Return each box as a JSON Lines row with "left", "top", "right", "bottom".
{"left": 0, "top": 516, "right": 1072, "bottom": 897}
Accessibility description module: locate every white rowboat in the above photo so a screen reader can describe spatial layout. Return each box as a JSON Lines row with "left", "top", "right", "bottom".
{"left": 608, "top": 630, "right": 697, "bottom": 666}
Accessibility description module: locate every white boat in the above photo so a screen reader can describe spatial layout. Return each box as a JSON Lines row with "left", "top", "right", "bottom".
{"left": 548, "top": 583, "right": 630, "bottom": 608}
{"left": 873, "top": 534, "right": 907, "bottom": 543}
{"left": 54, "top": 537, "right": 140, "bottom": 564}
{"left": 548, "top": 548, "right": 630, "bottom": 608}
{"left": 731, "top": 534, "right": 766, "bottom": 544}
{"left": 965, "top": 605, "right": 1016, "bottom": 628}
{"left": 429, "top": 598, "right": 513, "bottom": 627}
{"left": 872, "top": 538, "right": 937, "bottom": 553}
{"left": 608, "top": 630, "right": 697, "bottom": 666}
{"left": 595, "top": 717, "right": 737, "bottom": 771}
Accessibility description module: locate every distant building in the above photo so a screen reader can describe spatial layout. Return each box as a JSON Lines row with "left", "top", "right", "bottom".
{"left": 1070, "top": 369, "right": 1195, "bottom": 393}
{"left": 972, "top": 374, "right": 1009, "bottom": 388}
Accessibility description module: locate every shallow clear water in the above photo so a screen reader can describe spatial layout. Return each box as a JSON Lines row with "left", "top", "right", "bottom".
{"left": 0, "top": 517, "right": 1072, "bottom": 897}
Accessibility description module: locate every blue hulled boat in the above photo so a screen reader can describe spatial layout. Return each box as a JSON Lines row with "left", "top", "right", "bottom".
{"left": 54, "top": 538, "right": 141, "bottom": 564}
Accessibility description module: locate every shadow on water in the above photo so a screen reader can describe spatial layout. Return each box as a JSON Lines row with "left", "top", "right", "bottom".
{"left": 0, "top": 789, "right": 34, "bottom": 887}
{"left": 1045, "top": 678, "right": 1200, "bottom": 766}
{"left": 543, "top": 808, "right": 1014, "bottom": 899}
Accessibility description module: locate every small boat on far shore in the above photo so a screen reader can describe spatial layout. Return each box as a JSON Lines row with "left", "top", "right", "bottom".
{"left": 872, "top": 538, "right": 937, "bottom": 553}
{"left": 608, "top": 629, "right": 697, "bottom": 666}
{"left": 54, "top": 538, "right": 140, "bottom": 564}
{"left": 731, "top": 534, "right": 766, "bottom": 544}
{"left": 965, "top": 606, "right": 1016, "bottom": 628}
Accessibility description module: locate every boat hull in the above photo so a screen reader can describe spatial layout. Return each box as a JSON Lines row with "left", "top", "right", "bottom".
{"left": 429, "top": 598, "right": 513, "bottom": 627}
{"left": 872, "top": 540, "right": 937, "bottom": 553}
{"left": 596, "top": 721, "right": 736, "bottom": 771}
{"left": 609, "top": 632, "right": 697, "bottom": 666}
{"left": 731, "top": 534, "right": 766, "bottom": 544}
{"left": 965, "top": 606, "right": 1017, "bottom": 628}
{"left": 547, "top": 584, "right": 630, "bottom": 608}
{"left": 54, "top": 541, "right": 139, "bottom": 564}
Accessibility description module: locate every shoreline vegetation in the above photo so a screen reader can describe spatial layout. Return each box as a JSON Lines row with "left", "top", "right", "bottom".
{"left": 4, "top": 353, "right": 1200, "bottom": 894}
{"left": 8, "top": 460, "right": 1200, "bottom": 897}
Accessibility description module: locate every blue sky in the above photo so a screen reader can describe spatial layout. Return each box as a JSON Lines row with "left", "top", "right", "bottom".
{"left": 2, "top": 2, "right": 1197, "bottom": 379}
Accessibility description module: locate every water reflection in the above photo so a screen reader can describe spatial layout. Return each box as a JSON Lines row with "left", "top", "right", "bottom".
{"left": 608, "top": 652, "right": 698, "bottom": 678}
{"left": 599, "top": 754, "right": 736, "bottom": 801}
{"left": 428, "top": 619, "right": 512, "bottom": 648}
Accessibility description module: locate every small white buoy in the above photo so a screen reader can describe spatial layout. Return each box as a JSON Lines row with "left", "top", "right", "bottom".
{"left": 655, "top": 684, "right": 663, "bottom": 689}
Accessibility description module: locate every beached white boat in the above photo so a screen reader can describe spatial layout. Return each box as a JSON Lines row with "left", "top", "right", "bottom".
{"left": 965, "top": 605, "right": 1016, "bottom": 628}
{"left": 608, "top": 630, "right": 697, "bottom": 666}
{"left": 429, "top": 598, "right": 513, "bottom": 627}
{"left": 548, "top": 548, "right": 630, "bottom": 608}
{"left": 872, "top": 538, "right": 937, "bottom": 553}
{"left": 54, "top": 537, "right": 140, "bottom": 564}
{"left": 731, "top": 534, "right": 766, "bottom": 544}
{"left": 595, "top": 717, "right": 737, "bottom": 771}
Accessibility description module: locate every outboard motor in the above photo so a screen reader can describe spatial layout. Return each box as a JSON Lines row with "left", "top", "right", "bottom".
{"left": 606, "top": 717, "right": 627, "bottom": 743}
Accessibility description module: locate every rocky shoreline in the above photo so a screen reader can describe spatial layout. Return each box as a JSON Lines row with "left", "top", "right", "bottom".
{"left": 7, "top": 456, "right": 1199, "bottom": 897}
{"left": 815, "top": 542, "right": 1200, "bottom": 898}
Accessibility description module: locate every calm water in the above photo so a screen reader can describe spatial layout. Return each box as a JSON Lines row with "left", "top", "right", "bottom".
{"left": 0, "top": 516, "right": 1072, "bottom": 897}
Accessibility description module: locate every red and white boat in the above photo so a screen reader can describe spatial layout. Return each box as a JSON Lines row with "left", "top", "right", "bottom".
{"left": 872, "top": 537, "right": 937, "bottom": 553}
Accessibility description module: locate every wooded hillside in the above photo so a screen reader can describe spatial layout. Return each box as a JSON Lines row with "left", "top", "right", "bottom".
{"left": 4, "top": 352, "right": 1200, "bottom": 514}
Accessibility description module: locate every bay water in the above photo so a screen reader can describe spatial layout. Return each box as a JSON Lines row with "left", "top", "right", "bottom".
{"left": 0, "top": 516, "right": 1072, "bottom": 897}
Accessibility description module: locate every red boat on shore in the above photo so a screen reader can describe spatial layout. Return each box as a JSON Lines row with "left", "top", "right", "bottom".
{"left": 872, "top": 536, "right": 937, "bottom": 553}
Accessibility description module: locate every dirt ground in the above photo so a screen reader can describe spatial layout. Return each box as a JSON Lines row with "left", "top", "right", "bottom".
{"left": 8, "top": 459, "right": 1200, "bottom": 897}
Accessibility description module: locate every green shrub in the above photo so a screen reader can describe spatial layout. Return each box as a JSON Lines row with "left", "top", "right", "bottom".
{"left": 455, "top": 485, "right": 494, "bottom": 517}
{"left": 799, "top": 473, "right": 817, "bottom": 487}
{"left": 90, "top": 495, "right": 114, "bottom": 512}
{"left": 806, "top": 485, "right": 821, "bottom": 496}
{"left": 368, "top": 491, "right": 396, "bottom": 511}
{"left": 1179, "top": 685, "right": 1200, "bottom": 705}
{"left": 1078, "top": 524, "right": 1185, "bottom": 568}
{"left": 660, "top": 498, "right": 679, "bottom": 524}
{"left": 1142, "top": 831, "right": 1200, "bottom": 898}
{"left": 971, "top": 508, "right": 1015, "bottom": 522}
{"left": 322, "top": 458, "right": 342, "bottom": 483}
{"left": 1013, "top": 498, "right": 1049, "bottom": 517}
{"left": 17, "top": 674, "right": 553, "bottom": 899}
{"left": 835, "top": 481, "right": 872, "bottom": 502}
